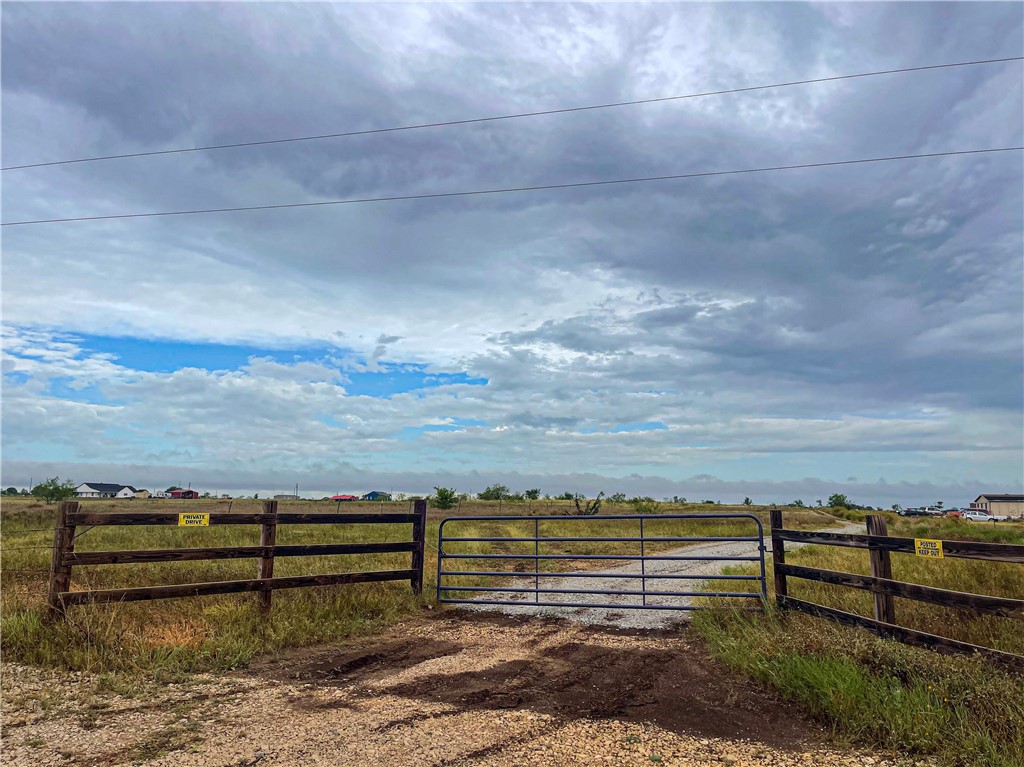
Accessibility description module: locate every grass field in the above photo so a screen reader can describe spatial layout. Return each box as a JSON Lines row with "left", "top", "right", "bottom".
{"left": 694, "top": 512, "right": 1024, "bottom": 767}
{"left": 0, "top": 496, "right": 832, "bottom": 678}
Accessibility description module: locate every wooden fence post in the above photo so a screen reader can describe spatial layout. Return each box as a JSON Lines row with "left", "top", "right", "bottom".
{"left": 47, "top": 500, "right": 78, "bottom": 619}
{"left": 410, "top": 499, "right": 427, "bottom": 595}
{"left": 769, "top": 508, "right": 787, "bottom": 602}
{"left": 866, "top": 514, "right": 896, "bottom": 624}
{"left": 258, "top": 500, "right": 278, "bottom": 612}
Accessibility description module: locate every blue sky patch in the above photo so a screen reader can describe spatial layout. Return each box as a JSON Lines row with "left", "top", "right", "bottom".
{"left": 32, "top": 332, "right": 489, "bottom": 399}
{"left": 70, "top": 333, "right": 324, "bottom": 373}
{"left": 345, "top": 369, "right": 487, "bottom": 397}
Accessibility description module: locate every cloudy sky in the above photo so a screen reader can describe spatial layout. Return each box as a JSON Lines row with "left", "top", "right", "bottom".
{"left": 2, "top": 3, "right": 1022, "bottom": 505}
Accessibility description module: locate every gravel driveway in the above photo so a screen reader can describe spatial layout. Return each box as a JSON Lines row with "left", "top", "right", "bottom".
{"left": 1, "top": 612, "right": 898, "bottom": 767}
{"left": 456, "top": 521, "right": 860, "bottom": 629}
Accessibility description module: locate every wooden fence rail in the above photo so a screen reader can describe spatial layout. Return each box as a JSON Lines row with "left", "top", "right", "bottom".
{"left": 47, "top": 499, "right": 428, "bottom": 618}
{"left": 768, "top": 510, "right": 1024, "bottom": 666}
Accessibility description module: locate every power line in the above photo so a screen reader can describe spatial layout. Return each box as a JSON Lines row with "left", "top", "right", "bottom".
{"left": 2, "top": 56, "right": 1020, "bottom": 172}
{"left": 2, "top": 146, "right": 1019, "bottom": 228}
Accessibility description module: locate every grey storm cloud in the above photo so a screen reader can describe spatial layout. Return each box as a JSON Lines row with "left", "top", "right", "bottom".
{"left": 1, "top": 3, "right": 1022, "bottom": 497}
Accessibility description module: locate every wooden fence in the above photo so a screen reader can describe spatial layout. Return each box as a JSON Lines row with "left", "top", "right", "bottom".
{"left": 47, "top": 499, "right": 427, "bottom": 617}
{"left": 769, "top": 510, "right": 1024, "bottom": 664}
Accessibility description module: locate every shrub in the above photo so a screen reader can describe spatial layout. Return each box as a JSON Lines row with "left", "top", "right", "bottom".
{"left": 567, "top": 492, "right": 604, "bottom": 516}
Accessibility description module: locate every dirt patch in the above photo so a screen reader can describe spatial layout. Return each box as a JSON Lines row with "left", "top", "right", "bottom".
{"left": 260, "top": 612, "right": 825, "bottom": 749}
{"left": 264, "top": 637, "right": 463, "bottom": 685}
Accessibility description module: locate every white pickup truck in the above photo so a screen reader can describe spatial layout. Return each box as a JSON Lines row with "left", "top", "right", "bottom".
{"left": 963, "top": 510, "right": 1011, "bottom": 522}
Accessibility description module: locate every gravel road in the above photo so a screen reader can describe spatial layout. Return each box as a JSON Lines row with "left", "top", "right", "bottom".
{"left": 1, "top": 613, "right": 900, "bottom": 767}
{"left": 457, "top": 522, "right": 861, "bottom": 629}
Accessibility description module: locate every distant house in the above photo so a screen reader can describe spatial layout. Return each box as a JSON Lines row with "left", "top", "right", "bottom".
{"left": 76, "top": 483, "right": 129, "bottom": 498}
{"left": 115, "top": 486, "right": 138, "bottom": 499}
{"left": 362, "top": 491, "right": 392, "bottom": 501}
{"left": 331, "top": 495, "right": 359, "bottom": 502}
{"left": 170, "top": 489, "right": 200, "bottom": 500}
{"left": 970, "top": 494, "right": 1024, "bottom": 518}
{"left": 273, "top": 494, "right": 299, "bottom": 501}
{"left": 134, "top": 489, "right": 151, "bottom": 499}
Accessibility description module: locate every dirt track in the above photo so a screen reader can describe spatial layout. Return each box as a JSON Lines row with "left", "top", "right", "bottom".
{"left": 2, "top": 612, "right": 901, "bottom": 767}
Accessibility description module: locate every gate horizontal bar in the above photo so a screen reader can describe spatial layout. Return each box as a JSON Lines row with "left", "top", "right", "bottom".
{"left": 441, "top": 552, "right": 761, "bottom": 561}
{"left": 440, "top": 570, "right": 763, "bottom": 580}
{"left": 441, "top": 513, "right": 765, "bottom": 522}
{"left": 438, "top": 598, "right": 762, "bottom": 611}
{"left": 438, "top": 584, "right": 761, "bottom": 598}
{"left": 442, "top": 536, "right": 761, "bottom": 543}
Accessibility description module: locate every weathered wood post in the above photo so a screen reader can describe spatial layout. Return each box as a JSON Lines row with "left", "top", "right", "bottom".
{"left": 258, "top": 500, "right": 278, "bottom": 612}
{"left": 866, "top": 514, "right": 896, "bottom": 624}
{"left": 769, "top": 508, "right": 787, "bottom": 604}
{"left": 47, "top": 500, "right": 78, "bottom": 619}
{"left": 410, "top": 499, "right": 427, "bottom": 595}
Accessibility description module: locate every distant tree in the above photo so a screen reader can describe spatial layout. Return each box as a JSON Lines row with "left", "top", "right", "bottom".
{"left": 891, "top": 503, "right": 902, "bottom": 512}
{"left": 431, "top": 487, "right": 459, "bottom": 510}
{"left": 743, "top": 497, "right": 753, "bottom": 506}
{"left": 555, "top": 491, "right": 575, "bottom": 501}
{"left": 609, "top": 492, "right": 627, "bottom": 504}
{"left": 165, "top": 486, "right": 182, "bottom": 493}
{"left": 3, "top": 487, "right": 18, "bottom": 496}
{"left": 201, "top": 492, "right": 211, "bottom": 499}
{"left": 31, "top": 477, "right": 77, "bottom": 505}
{"left": 254, "top": 492, "right": 259, "bottom": 499}
{"left": 816, "top": 499, "right": 823, "bottom": 507}
{"left": 524, "top": 488, "right": 541, "bottom": 500}
{"left": 671, "top": 495, "right": 686, "bottom": 504}
{"left": 507, "top": 492, "right": 525, "bottom": 502}
{"left": 478, "top": 484, "right": 510, "bottom": 501}
{"left": 827, "top": 493, "right": 853, "bottom": 509}
{"left": 791, "top": 499, "right": 805, "bottom": 507}
{"left": 567, "top": 492, "right": 604, "bottom": 516}
{"left": 936, "top": 501, "right": 944, "bottom": 510}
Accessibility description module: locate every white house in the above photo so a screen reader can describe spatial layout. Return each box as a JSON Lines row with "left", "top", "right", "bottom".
{"left": 115, "top": 486, "right": 139, "bottom": 499}
{"left": 76, "top": 482, "right": 129, "bottom": 498}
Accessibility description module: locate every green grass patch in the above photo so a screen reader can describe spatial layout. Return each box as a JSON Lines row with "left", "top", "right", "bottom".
{"left": 694, "top": 514, "right": 1024, "bottom": 767}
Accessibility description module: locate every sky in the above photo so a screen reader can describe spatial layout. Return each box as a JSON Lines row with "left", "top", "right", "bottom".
{"left": 2, "top": 2, "right": 1022, "bottom": 506}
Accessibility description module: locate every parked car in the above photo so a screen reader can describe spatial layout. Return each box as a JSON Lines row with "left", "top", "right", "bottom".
{"left": 922, "top": 506, "right": 945, "bottom": 517}
{"left": 945, "top": 509, "right": 964, "bottom": 518}
{"left": 897, "top": 507, "right": 928, "bottom": 517}
{"left": 963, "top": 510, "right": 1010, "bottom": 522}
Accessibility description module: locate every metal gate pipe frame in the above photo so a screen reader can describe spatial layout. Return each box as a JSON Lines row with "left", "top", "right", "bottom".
{"left": 437, "top": 513, "right": 768, "bottom": 611}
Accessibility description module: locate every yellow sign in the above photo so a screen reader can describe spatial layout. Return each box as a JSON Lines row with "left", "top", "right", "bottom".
{"left": 178, "top": 512, "right": 210, "bottom": 527}
{"left": 915, "top": 538, "right": 943, "bottom": 558}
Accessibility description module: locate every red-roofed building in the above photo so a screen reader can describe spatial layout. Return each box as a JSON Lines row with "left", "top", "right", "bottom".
{"left": 331, "top": 494, "right": 359, "bottom": 501}
{"left": 170, "top": 489, "right": 199, "bottom": 499}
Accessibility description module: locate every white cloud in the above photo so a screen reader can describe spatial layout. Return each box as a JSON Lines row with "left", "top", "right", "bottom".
{"left": 1, "top": 3, "right": 1021, "bottom": 494}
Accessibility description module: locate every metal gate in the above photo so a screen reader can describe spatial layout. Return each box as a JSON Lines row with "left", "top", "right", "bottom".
{"left": 436, "top": 513, "right": 767, "bottom": 611}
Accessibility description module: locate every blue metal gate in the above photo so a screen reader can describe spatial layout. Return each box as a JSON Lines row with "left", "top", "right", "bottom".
{"left": 436, "top": 513, "right": 768, "bottom": 611}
